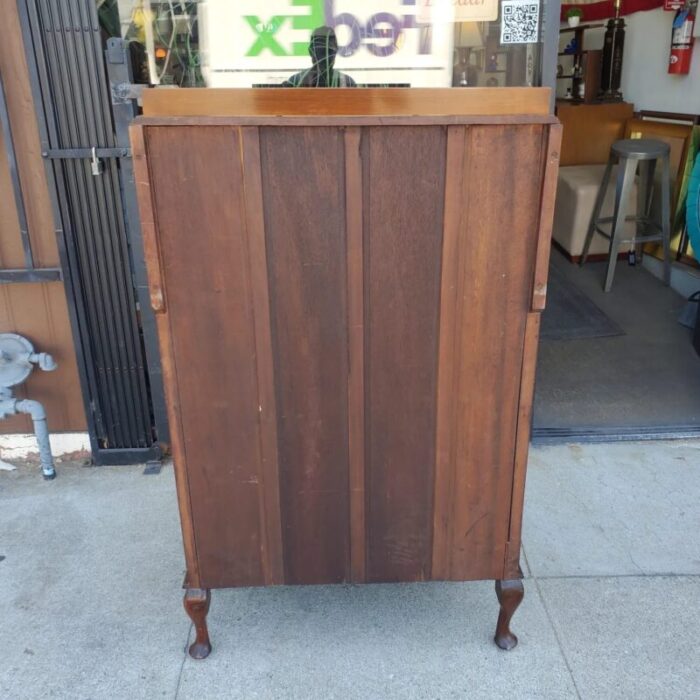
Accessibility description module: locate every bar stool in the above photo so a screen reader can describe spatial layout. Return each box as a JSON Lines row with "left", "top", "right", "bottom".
{"left": 581, "top": 138, "right": 671, "bottom": 292}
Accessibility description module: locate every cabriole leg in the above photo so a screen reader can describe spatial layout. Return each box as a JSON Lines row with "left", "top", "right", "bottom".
{"left": 184, "top": 588, "right": 212, "bottom": 659}
{"left": 494, "top": 579, "right": 524, "bottom": 651}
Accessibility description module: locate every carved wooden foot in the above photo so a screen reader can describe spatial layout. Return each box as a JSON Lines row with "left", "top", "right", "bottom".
{"left": 184, "top": 588, "right": 212, "bottom": 659}
{"left": 494, "top": 579, "right": 524, "bottom": 650}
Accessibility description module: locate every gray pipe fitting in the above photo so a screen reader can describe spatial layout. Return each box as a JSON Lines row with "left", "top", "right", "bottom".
{"left": 14, "top": 399, "right": 55, "bottom": 480}
{"left": 0, "top": 333, "right": 58, "bottom": 480}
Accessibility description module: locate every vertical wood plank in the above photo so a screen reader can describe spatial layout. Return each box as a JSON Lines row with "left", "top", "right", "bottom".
{"left": 239, "top": 126, "right": 284, "bottom": 586}
{"left": 431, "top": 125, "right": 468, "bottom": 579}
{"left": 433, "top": 124, "right": 545, "bottom": 581}
{"left": 131, "top": 124, "right": 200, "bottom": 587}
{"left": 0, "top": 285, "right": 29, "bottom": 433}
{"left": 365, "top": 126, "right": 445, "bottom": 583}
{"left": 504, "top": 311, "right": 541, "bottom": 577}
{"left": 506, "top": 123, "right": 562, "bottom": 576}
{"left": 532, "top": 124, "right": 563, "bottom": 311}
{"left": 145, "top": 125, "right": 266, "bottom": 588}
{"left": 345, "top": 127, "right": 366, "bottom": 583}
{"left": 260, "top": 126, "right": 350, "bottom": 585}
{"left": 0, "top": 129, "right": 28, "bottom": 268}
{"left": 0, "top": 1, "right": 58, "bottom": 268}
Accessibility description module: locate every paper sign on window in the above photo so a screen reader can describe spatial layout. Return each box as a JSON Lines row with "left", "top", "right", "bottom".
{"left": 417, "top": 0, "right": 499, "bottom": 24}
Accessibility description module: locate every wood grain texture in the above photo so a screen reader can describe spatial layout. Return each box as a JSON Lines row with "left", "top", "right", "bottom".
{"left": 364, "top": 126, "right": 445, "bottom": 583}
{"left": 135, "top": 114, "right": 560, "bottom": 594}
{"left": 0, "top": 129, "right": 29, "bottom": 268}
{"left": 432, "top": 124, "right": 545, "bottom": 581}
{"left": 345, "top": 127, "right": 366, "bottom": 583}
{"left": 532, "top": 124, "right": 563, "bottom": 311}
{"left": 139, "top": 115, "right": 557, "bottom": 129}
{"left": 143, "top": 88, "right": 551, "bottom": 118}
{"left": 0, "top": 2, "right": 58, "bottom": 268}
{"left": 504, "top": 312, "right": 541, "bottom": 578}
{"left": 130, "top": 126, "right": 167, "bottom": 315}
{"left": 146, "top": 126, "right": 266, "bottom": 588}
{"left": 557, "top": 101, "right": 633, "bottom": 166}
{"left": 503, "top": 124, "right": 561, "bottom": 576}
{"left": 432, "top": 125, "right": 468, "bottom": 577}
{"left": 239, "top": 126, "right": 284, "bottom": 586}
{"left": 260, "top": 127, "right": 350, "bottom": 585}
{"left": 131, "top": 124, "right": 200, "bottom": 586}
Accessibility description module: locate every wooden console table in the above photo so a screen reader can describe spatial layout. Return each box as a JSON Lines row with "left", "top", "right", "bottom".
{"left": 132, "top": 88, "right": 561, "bottom": 659}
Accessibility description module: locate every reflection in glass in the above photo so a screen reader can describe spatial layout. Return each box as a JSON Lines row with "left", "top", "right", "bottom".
{"left": 99, "top": 2, "right": 542, "bottom": 89}
{"left": 282, "top": 27, "right": 356, "bottom": 87}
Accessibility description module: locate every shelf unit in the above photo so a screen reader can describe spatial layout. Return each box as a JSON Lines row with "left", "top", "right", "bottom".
{"left": 558, "top": 24, "right": 604, "bottom": 104}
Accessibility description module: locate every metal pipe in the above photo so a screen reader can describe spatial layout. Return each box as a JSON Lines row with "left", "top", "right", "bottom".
{"left": 14, "top": 399, "right": 56, "bottom": 480}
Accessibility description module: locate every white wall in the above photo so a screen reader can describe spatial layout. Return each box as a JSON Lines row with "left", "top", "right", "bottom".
{"left": 621, "top": 8, "right": 700, "bottom": 113}
{"left": 558, "top": 8, "right": 700, "bottom": 113}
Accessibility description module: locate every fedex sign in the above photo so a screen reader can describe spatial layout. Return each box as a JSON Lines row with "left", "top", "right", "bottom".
{"left": 198, "top": 0, "right": 453, "bottom": 87}
{"left": 244, "top": 1, "right": 434, "bottom": 58}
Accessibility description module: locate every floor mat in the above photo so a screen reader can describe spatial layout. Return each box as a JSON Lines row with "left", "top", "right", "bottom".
{"left": 533, "top": 251, "right": 700, "bottom": 438}
{"left": 541, "top": 264, "right": 624, "bottom": 341}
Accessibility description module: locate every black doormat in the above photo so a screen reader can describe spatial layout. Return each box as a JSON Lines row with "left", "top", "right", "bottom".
{"left": 540, "top": 265, "right": 624, "bottom": 341}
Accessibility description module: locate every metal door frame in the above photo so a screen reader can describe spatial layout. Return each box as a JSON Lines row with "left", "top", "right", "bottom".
{"left": 104, "top": 36, "right": 169, "bottom": 450}
{"left": 16, "top": 0, "right": 168, "bottom": 464}
{"left": 542, "top": 0, "right": 562, "bottom": 112}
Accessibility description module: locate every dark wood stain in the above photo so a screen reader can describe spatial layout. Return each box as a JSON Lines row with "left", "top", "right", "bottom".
{"left": 239, "top": 127, "right": 285, "bottom": 585}
{"left": 532, "top": 125, "right": 564, "bottom": 311}
{"left": 135, "top": 109, "right": 559, "bottom": 604}
{"left": 433, "top": 125, "right": 546, "bottom": 581}
{"left": 132, "top": 124, "right": 200, "bottom": 584}
{"left": 432, "top": 125, "right": 468, "bottom": 578}
{"left": 345, "top": 127, "right": 366, "bottom": 583}
{"left": 135, "top": 102, "right": 561, "bottom": 656}
{"left": 364, "top": 126, "right": 446, "bottom": 583}
{"left": 146, "top": 126, "right": 265, "bottom": 587}
{"left": 260, "top": 127, "right": 350, "bottom": 585}
{"left": 505, "top": 312, "right": 541, "bottom": 578}
{"left": 506, "top": 126, "right": 563, "bottom": 578}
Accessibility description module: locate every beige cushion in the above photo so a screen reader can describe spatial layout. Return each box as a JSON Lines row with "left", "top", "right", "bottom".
{"left": 553, "top": 164, "right": 638, "bottom": 258}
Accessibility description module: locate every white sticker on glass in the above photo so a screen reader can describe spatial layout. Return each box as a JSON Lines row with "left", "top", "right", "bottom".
{"left": 500, "top": 0, "right": 540, "bottom": 45}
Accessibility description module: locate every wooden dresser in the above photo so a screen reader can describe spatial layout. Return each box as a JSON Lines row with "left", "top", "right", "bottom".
{"left": 132, "top": 88, "right": 561, "bottom": 659}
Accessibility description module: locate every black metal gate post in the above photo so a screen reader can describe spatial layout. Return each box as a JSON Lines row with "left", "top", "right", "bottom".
{"left": 17, "top": 0, "right": 166, "bottom": 465}
{"left": 105, "top": 37, "right": 169, "bottom": 448}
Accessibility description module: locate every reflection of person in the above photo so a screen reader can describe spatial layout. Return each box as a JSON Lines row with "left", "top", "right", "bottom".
{"left": 282, "top": 27, "right": 356, "bottom": 87}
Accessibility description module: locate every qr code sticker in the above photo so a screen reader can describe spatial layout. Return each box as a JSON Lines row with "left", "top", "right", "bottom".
{"left": 500, "top": 0, "right": 540, "bottom": 45}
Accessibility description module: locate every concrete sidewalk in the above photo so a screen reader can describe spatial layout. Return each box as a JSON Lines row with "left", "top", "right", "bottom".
{"left": 1, "top": 441, "right": 698, "bottom": 699}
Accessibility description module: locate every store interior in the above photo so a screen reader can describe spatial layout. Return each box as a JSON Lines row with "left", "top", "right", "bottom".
{"left": 98, "top": 1, "right": 700, "bottom": 442}
{"left": 531, "top": 9, "right": 700, "bottom": 441}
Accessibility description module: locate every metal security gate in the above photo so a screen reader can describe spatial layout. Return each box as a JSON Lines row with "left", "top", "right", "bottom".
{"left": 18, "top": 0, "right": 168, "bottom": 464}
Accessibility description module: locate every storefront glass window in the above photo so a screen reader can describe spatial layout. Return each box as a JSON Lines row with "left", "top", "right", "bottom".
{"left": 99, "top": 1, "right": 544, "bottom": 89}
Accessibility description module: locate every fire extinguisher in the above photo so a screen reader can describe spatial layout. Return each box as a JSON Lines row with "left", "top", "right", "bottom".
{"left": 669, "top": 4, "right": 696, "bottom": 74}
